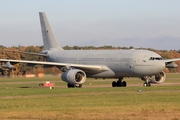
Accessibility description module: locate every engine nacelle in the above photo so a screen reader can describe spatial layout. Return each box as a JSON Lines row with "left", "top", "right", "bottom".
{"left": 61, "top": 69, "right": 86, "bottom": 85}
{"left": 2, "top": 62, "right": 13, "bottom": 69}
{"left": 141, "top": 71, "right": 166, "bottom": 84}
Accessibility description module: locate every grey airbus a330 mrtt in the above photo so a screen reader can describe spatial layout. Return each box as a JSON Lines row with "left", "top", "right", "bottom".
{"left": 0, "top": 12, "right": 180, "bottom": 88}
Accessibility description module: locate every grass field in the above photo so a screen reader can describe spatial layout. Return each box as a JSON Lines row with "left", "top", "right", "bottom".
{"left": 0, "top": 74, "right": 180, "bottom": 120}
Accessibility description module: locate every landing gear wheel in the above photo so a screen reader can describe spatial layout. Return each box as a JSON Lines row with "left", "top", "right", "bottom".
{"left": 117, "top": 80, "right": 122, "bottom": 87}
{"left": 122, "top": 81, "right": 127, "bottom": 87}
{"left": 67, "top": 83, "right": 82, "bottom": 88}
{"left": 67, "top": 83, "right": 75, "bottom": 88}
{"left": 143, "top": 82, "right": 151, "bottom": 87}
{"left": 78, "top": 84, "right": 82, "bottom": 88}
{"left": 112, "top": 81, "right": 117, "bottom": 87}
{"left": 143, "top": 83, "right": 147, "bottom": 87}
{"left": 112, "top": 78, "right": 127, "bottom": 87}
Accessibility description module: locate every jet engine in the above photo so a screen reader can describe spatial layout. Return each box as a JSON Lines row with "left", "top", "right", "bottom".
{"left": 2, "top": 62, "right": 13, "bottom": 69}
{"left": 141, "top": 71, "right": 166, "bottom": 84}
{"left": 61, "top": 69, "right": 86, "bottom": 85}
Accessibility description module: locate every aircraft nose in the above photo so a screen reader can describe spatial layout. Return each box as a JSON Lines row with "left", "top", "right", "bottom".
{"left": 157, "top": 61, "right": 165, "bottom": 71}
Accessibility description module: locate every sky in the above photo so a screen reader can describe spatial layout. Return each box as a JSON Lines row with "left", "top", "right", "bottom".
{"left": 0, "top": 0, "right": 180, "bottom": 50}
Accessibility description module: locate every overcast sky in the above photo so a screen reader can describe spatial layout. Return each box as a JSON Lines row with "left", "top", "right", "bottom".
{"left": 0, "top": 0, "right": 180, "bottom": 50}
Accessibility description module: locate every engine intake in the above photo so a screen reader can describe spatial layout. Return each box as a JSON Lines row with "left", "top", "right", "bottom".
{"left": 141, "top": 71, "right": 166, "bottom": 84}
{"left": 61, "top": 69, "right": 86, "bottom": 85}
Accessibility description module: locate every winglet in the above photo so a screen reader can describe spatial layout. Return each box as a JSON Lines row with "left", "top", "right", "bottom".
{"left": 39, "top": 12, "right": 63, "bottom": 50}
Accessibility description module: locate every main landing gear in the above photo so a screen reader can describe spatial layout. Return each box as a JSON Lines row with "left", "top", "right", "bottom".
{"left": 67, "top": 83, "right": 82, "bottom": 88}
{"left": 112, "top": 78, "right": 127, "bottom": 87}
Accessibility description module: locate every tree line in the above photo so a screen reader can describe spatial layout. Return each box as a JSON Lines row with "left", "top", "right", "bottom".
{"left": 0, "top": 45, "right": 180, "bottom": 77}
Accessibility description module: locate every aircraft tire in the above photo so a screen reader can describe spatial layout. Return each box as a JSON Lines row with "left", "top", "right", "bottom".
{"left": 117, "top": 81, "right": 122, "bottom": 87}
{"left": 143, "top": 83, "right": 151, "bottom": 87}
{"left": 67, "top": 83, "right": 75, "bottom": 88}
{"left": 112, "top": 81, "right": 117, "bottom": 87}
{"left": 122, "top": 81, "right": 127, "bottom": 87}
{"left": 67, "top": 83, "right": 70, "bottom": 88}
{"left": 78, "top": 84, "right": 82, "bottom": 88}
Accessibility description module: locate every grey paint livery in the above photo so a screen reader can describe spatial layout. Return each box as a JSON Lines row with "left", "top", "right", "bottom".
{"left": 47, "top": 49, "right": 165, "bottom": 77}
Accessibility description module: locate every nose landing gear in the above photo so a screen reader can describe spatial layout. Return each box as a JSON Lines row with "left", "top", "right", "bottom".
{"left": 143, "top": 76, "right": 151, "bottom": 87}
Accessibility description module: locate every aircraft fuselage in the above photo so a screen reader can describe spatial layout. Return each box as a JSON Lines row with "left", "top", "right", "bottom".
{"left": 47, "top": 49, "right": 165, "bottom": 78}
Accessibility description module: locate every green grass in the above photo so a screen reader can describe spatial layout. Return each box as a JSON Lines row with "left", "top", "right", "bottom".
{"left": 0, "top": 74, "right": 180, "bottom": 119}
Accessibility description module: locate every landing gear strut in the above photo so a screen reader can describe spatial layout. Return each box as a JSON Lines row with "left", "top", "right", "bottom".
{"left": 143, "top": 76, "right": 151, "bottom": 87}
{"left": 112, "top": 78, "right": 127, "bottom": 87}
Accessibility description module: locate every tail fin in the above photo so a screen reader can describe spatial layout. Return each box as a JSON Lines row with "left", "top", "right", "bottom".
{"left": 39, "top": 12, "right": 63, "bottom": 50}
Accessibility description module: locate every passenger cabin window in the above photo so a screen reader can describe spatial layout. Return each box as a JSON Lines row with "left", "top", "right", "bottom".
{"left": 149, "top": 57, "right": 162, "bottom": 60}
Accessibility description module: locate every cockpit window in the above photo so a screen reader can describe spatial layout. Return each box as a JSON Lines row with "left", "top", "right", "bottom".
{"left": 149, "top": 57, "right": 162, "bottom": 60}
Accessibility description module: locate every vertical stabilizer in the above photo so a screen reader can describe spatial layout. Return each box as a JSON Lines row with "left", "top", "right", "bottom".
{"left": 39, "top": 12, "right": 63, "bottom": 50}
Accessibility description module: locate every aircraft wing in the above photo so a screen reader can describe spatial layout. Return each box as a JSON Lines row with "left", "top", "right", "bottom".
{"left": 162, "top": 58, "right": 180, "bottom": 68}
{"left": 0, "top": 59, "right": 110, "bottom": 73}
{"left": 163, "top": 58, "right": 180, "bottom": 63}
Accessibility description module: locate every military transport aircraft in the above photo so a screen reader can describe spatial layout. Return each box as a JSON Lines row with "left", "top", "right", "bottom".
{"left": 0, "top": 12, "right": 180, "bottom": 88}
